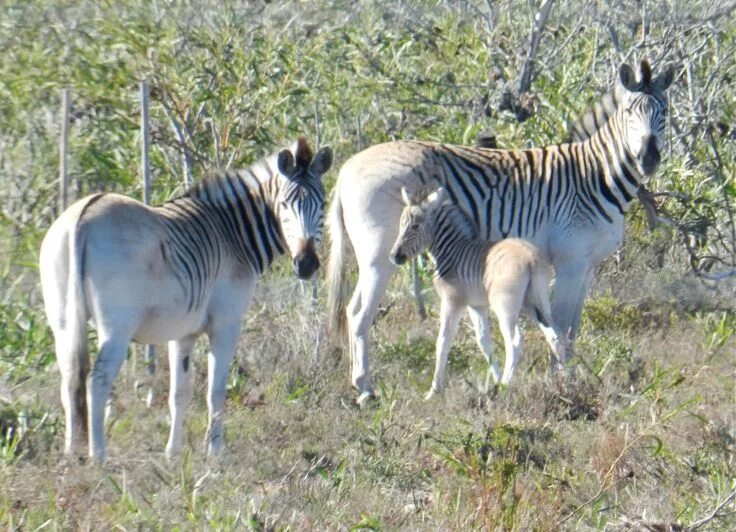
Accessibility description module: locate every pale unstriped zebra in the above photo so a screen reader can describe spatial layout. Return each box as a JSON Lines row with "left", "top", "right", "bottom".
{"left": 327, "top": 60, "right": 674, "bottom": 403}
{"left": 390, "top": 186, "right": 567, "bottom": 398}
{"left": 40, "top": 137, "right": 332, "bottom": 462}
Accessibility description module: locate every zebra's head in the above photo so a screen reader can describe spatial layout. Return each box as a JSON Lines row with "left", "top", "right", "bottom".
{"left": 390, "top": 186, "right": 448, "bottom": 266}
{"left": 616, "top": 60, "right": 675, "bottom": 176}
{"left": 275, "top": 137, "right": 332, "bottom": 280}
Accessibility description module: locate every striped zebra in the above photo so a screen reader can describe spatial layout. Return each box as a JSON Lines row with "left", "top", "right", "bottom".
{"left": 390, "top": 186, "right": 567, "bottom": 398}
{"left": 327, "top": 60, "right": 674, "bottom": 403}
{"left": 40, "top": 137, "right": 332, "bottom": 462}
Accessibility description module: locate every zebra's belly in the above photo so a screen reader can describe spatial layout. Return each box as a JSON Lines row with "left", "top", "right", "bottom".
{"left": 132, "top": 308, "right": 209, "bottom": 345}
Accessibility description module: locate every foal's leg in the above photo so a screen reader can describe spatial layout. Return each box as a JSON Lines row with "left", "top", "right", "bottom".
{"left": 491, "top": 293, "right": 524, "bottom": 386}
{"left": 166, "top": 334, "right": 197, "bottom": 459}
{"left": 466, "top": 306, "right": 500, "bottom": 390}
{"left": 87, "top": 333, "right": 131, "bottom": 462}
{"left": 426, "top": 298, "right": 463, "bottom": 400}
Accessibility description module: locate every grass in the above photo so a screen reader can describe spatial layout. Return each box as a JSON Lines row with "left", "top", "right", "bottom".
{"left": 2, "top": 270, "right": 732, "bottom": 530}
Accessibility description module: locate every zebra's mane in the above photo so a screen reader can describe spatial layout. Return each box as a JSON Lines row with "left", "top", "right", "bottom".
{"left": 433, "top": 199, "right": 479, "bottom": 241}
{"left": 566, "top": 89, "right": 621, "bottom": 143}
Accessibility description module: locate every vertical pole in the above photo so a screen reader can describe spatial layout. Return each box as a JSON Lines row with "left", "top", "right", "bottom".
{"left": 141, "top": 81, "right": 152, "bottom": 206}
{"left": 59, "top": 88, "right": 70, "bottom": 213}
{"left": 141, "top": 81, "right": 156, "bottom": 408}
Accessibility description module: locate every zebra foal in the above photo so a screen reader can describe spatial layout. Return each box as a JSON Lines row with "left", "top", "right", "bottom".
{"left": 327, "top": 60, "right": 674, "bottom": 403}
{"left": 40, "top": 137, "right": 332, "bottom": 462}
{"left": 390, "top": 187, "right": 567, "bottom": 398}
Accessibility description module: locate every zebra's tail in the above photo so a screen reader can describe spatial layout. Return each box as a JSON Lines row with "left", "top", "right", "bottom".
{"left": 326, "top": 184, "right": 348, "bottom": 340}
{"left": 63, "top": 197, "right": 97, "bottom": 436}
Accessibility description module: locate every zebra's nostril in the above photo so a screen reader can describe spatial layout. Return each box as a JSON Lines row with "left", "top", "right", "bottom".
{"left": 390, "top": 252, "right": 406, "bottom": 266}
{"left": 294, "top": 251, "right": 319, "bottom": 279}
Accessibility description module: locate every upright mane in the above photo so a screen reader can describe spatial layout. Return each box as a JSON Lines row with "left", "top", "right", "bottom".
{"left": 435, "top": 199, "right": 479, "bottom": 241}
{"left": 566, "top": 89, "right": 621, "bottom": 143}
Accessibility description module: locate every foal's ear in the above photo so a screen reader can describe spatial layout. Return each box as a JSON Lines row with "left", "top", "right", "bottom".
{"left": 400, "top": 186, "right": 413, "bottom": 206}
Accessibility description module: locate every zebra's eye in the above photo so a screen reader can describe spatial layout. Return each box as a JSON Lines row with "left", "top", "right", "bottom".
{"left": 279, "top": 200, "right": 289, "bottom": 210}
{"left": 410, "top": 223, "right": 420, "bottom": 230}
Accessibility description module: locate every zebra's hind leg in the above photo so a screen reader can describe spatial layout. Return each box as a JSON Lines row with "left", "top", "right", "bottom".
{"left": 87, "top": 333, "right": 131, "bottom": 463}
{"left": 166, "top": 334, "right": 197, "bottom": 460}
{"left": 347, "top": 262, "right": 395, "bottom": 404}
{"left": 491, "top": 295, "right": 524, "bottom": 386}
{"left": 57, "top": 333, "right": 90, "bottom": 457}
{"left": 466, "top": 305, "right": 500, "bottom": 391}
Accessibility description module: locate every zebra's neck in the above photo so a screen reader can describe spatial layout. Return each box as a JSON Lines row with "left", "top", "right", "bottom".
{"left": 160, "top": 171, "right": 286, "bottom": 276}
{"left": 427, "top": 203, "right": 486, "bottom": 279}
{"left": 567, "top": 90, "right": 620, "bottom": 143}
{"left": 567, "top": 109, "right": 643, "bottom": 218}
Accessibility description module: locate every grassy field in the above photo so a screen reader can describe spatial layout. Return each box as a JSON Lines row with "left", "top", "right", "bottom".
{"left": 1, "top": 1, "right": 734, "bottom": 529}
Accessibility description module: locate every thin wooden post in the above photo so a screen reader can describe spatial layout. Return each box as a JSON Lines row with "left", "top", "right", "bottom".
{"left": 141, "top": 81, "right": 152, "bottom": 205}
{"left": 141, "top": 81, "right": 156, "bottom": 407}
{"left": 59, "top": 88, "right": 70, "bottom": 213}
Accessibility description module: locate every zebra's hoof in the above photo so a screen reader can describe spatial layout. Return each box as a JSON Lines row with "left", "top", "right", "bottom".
{"left": 356, "top": 390, "right": 375, "bottom": 407}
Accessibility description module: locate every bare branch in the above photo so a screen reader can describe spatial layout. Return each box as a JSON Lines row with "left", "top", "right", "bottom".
{"left": 689, "top": 488, "right": 736, "bottom": 530}
{"left": 516, "top": 0, "right": 556, "bottom": 97}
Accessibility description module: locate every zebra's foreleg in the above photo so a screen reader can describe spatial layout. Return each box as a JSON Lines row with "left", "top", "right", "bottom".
{"left": 166, "top": 335, "right": 197, "bottom": 460}
{"left": 551, "top": 262, "right": 594, "bottom": 343}
{"left": 426, "top": 299, "right": 463, "bottom": 400}
{"left": 87, "top": 334, "right": 131, "bottom": 462}
{"left": 204, "top": 326, "right": 240, "bottom": 457}
{"left": 466, "top": 305, "right": 500, "bottom": 391}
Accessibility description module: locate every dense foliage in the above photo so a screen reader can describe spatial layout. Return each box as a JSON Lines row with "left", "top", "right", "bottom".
{"left": 0, "top": 1, "right": 733, "bottom": 529}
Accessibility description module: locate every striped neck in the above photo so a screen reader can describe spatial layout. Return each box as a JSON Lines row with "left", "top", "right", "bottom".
{"left": 426, "top": 202, "right": 482, "bottom": 278}
{"left": 162, "top": 171, "right": 286, "bottom": 275}
{"left": 571, "top": 108, "right": 644, "bottom": 218}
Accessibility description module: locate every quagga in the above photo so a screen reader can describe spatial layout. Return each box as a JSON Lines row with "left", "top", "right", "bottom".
{"left": 327, "top": 60, "right": 674, "bottom": 403}
{"left": 40, "top": 137, "right": 332, "bottom": 462}
{"left": 390, "top": 186, "right": 567, "bottom": 398}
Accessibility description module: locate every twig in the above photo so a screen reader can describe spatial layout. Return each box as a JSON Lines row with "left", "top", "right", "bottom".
{"left": 516, "top": 0, "right": 556, "bottom": 97}
{"left": 688, "top": 488, "right": 736, "bottom": 530}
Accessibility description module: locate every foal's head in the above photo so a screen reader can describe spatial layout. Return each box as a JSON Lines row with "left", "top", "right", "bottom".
{"left": 390, "top": 187, "right": 447, "bottom": 266}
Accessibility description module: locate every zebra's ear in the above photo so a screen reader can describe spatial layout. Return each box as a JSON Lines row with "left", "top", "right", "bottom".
{"left": 277, "top": 149, "right": 296, "bottom": 176}
{"left": 638, "top": 60, "right": 652, "bottom": 86}
{"left": 619, "top": 63, "right": 640, "bottom": 92}
{"left": 310, "top": 146, "right": 333, "bottom": 177}
{"left": 652, "top": 64, "right": 675, "bottom": 92}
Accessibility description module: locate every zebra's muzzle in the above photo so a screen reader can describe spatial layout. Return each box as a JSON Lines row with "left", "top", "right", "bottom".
{"left": 639, "top": 135, "right": 661, "bottom": 175}
{"left": 294, "top": 247, "right": 320, "bottom": 280}
{"left": 390, "top": 250, "right": 407, "bottom": 266}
